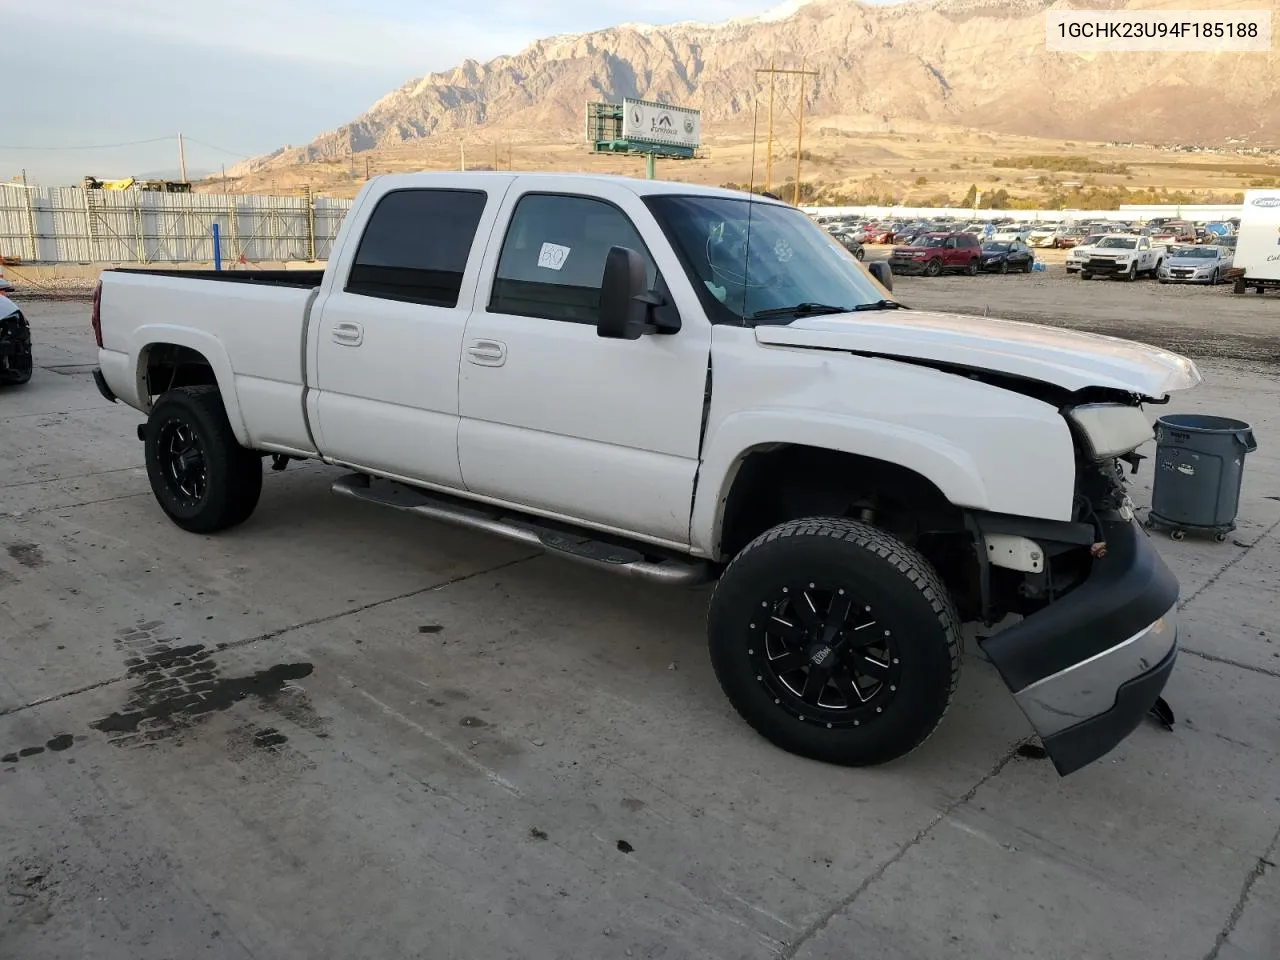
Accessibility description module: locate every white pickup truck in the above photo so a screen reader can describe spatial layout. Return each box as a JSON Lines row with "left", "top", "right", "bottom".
{"left": 1080, "top": 234, "right": 1166, "bottom": 281}
{"left": 92, "top": 173, "right": 1199, "bottom": 775}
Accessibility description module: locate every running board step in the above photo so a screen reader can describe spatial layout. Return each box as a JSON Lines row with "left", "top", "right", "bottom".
{"left": 331, "top": 474, "right": 709, "bottom": 586}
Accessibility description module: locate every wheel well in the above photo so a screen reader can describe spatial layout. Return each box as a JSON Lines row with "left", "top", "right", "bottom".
{"left": 142, "top": 343, "right": 217, "bottom": 401}
{"left": 718, "top": 445, "right": 981, "bottom": 618}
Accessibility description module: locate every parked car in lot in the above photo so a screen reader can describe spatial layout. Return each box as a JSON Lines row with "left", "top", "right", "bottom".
{"left": 91, "top": 174, "right": 1205, "bottom": 777}
{"left": 0, "top": 291, "right": 32, "bottom": 386}
{"left": 865, "top": 223, "right": 899, "bottom": 244}
{"left": 979, "top": 239, "right": 1035, "bottom": 273}
{"left": 834, "top": 233, "right": 866, "bottom": 260}
{"left": 1026, "top": 225, "right": 1058, "bottom": 248}
{"left": 1065, "top": 234, "right": 1106, "bottom": 273}
{"left": 1055, "top": 227, "right": 1087, "bottom": 249}
{"left": 1157, "top": 245, "right": 1231, "bottom": 285}
{"left": 888, "top": 232, "right": 983, "bottom": 276}
{"left": 1080, "top": 234, "right": 1165, "bottom": 281}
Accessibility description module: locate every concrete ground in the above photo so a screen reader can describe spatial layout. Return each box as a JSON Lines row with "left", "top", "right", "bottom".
{"left": 2, "top": 296, "right": 1278, "bottom": 960}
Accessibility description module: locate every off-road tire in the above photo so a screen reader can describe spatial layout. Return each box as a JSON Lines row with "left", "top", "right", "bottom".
{"left": 1124, "top": 263, "right": 1138, "bottom": 281}
{"left": 924, "top": 258, "right": 942, "bottom": 277}
{"left": 966, "top": 259, "right": 979, "bottom": 276}
{"left": 708, "top": 518, "right": 962, "bottom": 767}
{"left": 145, "top": 385, "right": 262, "bottom": 534}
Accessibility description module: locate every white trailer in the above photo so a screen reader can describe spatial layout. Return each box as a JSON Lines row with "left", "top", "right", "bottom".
{"left": 1232, "top": 190, "right": 1280, "bottom": 294}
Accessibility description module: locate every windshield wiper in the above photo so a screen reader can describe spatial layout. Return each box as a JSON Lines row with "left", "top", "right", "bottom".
{"left": 748, "top": 302, "right": 852, "bottom": 322}
{"left": 849, "top": 299, "right": 904, "bottom": 311}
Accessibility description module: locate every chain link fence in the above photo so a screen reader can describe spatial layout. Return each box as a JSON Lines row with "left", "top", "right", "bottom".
{"left": 0, "top": 184, "right": 353, "bottom": 264}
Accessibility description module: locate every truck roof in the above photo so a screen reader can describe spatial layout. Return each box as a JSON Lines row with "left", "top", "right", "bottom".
{"left": 367, "top": 171, "right": 787, "bottom": 204}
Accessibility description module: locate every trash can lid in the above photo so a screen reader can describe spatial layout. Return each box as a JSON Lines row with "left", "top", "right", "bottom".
{"left": 1156, "top": 413, "right": 1251, "bottom": 434}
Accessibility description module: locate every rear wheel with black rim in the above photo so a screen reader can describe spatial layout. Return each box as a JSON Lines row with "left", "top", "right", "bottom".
{"left": 966, "top": 259, "right": 979, "bottom": 276}
{"left": 145, "top": 385, "right": 262, "bottom": 534}
{"left": 708, "top": 518, "right": 962, "bottom": 767}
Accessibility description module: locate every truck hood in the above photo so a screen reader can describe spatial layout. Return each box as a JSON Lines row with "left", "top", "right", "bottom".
{"left": 754, "top": 310, "right": 1201, "bottom": 396}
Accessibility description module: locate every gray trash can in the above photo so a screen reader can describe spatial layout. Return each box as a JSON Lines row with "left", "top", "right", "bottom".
{"left": 1147, "top": 414, "right": 1258, "bottom": 542}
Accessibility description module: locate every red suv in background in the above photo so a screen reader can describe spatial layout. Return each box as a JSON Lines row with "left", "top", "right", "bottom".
{"left": 888, "top": 232, "right": 983, "bottom": 276}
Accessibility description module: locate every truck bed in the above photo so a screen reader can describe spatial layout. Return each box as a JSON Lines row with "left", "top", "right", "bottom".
{"left": 113, "top": 268, "right": 325, "bottom": 289}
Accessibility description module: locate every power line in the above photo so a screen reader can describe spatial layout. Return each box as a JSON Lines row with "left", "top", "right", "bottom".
{"left": 0, "top": 136, "right": 176, "bottom": 151}
{"left": 0, "top": 134, "right": 253, "bottom": 157}
{"left": 181, "top": 136, "right": 252, "bottom": 158}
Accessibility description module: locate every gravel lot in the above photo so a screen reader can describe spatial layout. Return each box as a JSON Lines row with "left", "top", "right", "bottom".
{"left": 2, "top": 295, "right": 1279, "bottom": 960}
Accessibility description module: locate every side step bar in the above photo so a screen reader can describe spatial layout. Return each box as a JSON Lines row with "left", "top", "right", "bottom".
{"left": 331, "top": 474, "right": 710, "bottom": 586}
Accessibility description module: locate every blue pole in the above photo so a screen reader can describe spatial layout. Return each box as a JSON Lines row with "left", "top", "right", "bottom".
{"left": 212, "top": 223, "right": 222, "bottom": 271}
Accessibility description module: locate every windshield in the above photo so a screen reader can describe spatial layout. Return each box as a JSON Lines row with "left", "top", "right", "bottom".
{"left": 1169, "top": 246, "right": 1215, "bottom": 258}
{"left": 645, "top": 195, "right": 892, "bottom": 325}
{"left": 1097, "top": 237, "right": 1137, "bottom": 249}
{"left": 918, "top": 235, "right": 950, "bottom": 247}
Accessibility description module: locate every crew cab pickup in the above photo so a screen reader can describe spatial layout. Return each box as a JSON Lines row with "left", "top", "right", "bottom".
{"left": 92, "top": 173, "right": 1200, "bottom": 776}
{"left": 1080, "top": 234, "right": 1166, "bottom": 280}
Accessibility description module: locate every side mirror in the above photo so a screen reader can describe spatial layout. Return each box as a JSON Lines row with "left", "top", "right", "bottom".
{"left": 598, "top": 246, "right": 678, "bottom": 339}
{"left": 868, "top": 260, "right": 893, "bottom": 292}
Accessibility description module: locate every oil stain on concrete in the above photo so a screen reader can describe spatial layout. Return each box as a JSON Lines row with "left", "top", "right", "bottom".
{"left": 88, "top": 620, "right": 318, "bottom": 751}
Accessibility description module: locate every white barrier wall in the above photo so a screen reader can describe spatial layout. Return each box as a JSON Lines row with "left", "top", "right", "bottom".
{"left": 0, "top": 184, "right": 353, "bottom": 264}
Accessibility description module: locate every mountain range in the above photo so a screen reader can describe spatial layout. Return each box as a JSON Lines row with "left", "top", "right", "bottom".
{"left": 237, "top": 0, "right": 1279, "bottom": 173}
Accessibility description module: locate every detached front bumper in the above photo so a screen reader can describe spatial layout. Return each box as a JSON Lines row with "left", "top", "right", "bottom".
{"left": 979, "top": 515, "right": 1179, "bottom": 776}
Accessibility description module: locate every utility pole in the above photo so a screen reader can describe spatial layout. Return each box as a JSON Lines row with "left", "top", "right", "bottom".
{"left": 177, "top": 132, "right": 188, "bottom": 183}
{"left": 765, "top": 58, "right": 776, "bottom": 195}
{"left": 754, "top": 62, "right": 818, "bottom": 202}
{"left": 460, "top": 141, "right": 467, "bottom": 172}
{"left": 794, "top": 58, "right": 807, "bottom": 207}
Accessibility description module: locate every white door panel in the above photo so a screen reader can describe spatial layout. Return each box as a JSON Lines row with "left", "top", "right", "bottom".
{"left": 310, "top": 182, "right": 508, "bottom": 488}
{"left": 458, "top": 180, "right": 711, "bottom": 545}
{"left": 459, "top": 314, "right": 705, "bottom": 542}
{"left": 315, "top": 294, "right": 468, "bottom": 487}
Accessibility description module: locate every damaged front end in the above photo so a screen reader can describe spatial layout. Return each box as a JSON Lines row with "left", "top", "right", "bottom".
{"left": 971, "top": 405, "right": 1179, "bottom": 775}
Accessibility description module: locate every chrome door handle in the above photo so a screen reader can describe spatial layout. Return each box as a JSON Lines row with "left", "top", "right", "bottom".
{"left": 466, "top": 338, "right": 506, "bottom": 366}
{"left": 332, "top": 321, "right": 364, "bottom": 346}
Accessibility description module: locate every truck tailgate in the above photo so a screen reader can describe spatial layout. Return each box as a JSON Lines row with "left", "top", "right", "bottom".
{"left": 98, "top": 270, "right": 318, "bottom": 453}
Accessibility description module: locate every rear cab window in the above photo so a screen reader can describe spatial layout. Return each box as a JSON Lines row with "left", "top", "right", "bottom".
{"left": 346, "top": 189, "right": 487, "bottom": 306}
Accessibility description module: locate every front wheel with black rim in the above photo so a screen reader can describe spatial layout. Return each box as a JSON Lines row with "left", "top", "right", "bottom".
{"left": 924, "top": 259, "right": 942, "bottom": 278}
{"left": 144, "top": 385, "right": 262, "bottom": 534}
{"left": 708, "top": 518, "right": 962, "bottom": 767}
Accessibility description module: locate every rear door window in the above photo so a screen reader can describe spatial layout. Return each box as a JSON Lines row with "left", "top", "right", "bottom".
{"left": 346, "top": 189, "right": 487, "bottom": 307}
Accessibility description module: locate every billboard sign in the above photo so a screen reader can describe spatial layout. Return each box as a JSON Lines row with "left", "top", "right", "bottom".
{"left": 622, "top": 99, "right": 701, "bottom": 150}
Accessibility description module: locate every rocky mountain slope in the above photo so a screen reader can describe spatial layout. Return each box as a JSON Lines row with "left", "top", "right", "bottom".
{"left": 241, "top": 0, "right": 1278, "bottom": 171}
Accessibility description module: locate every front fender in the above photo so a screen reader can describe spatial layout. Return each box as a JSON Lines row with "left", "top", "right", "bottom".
{"left": 691, "top": 389, "right": 1076, "bottom": 558}
{"left": 131, "top": 324, "right": 249, "bottom": 446}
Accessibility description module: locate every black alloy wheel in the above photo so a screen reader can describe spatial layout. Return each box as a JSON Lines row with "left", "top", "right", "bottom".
{"left": 156, "top": 419, "right": 209, "bottom": 505}
{"left": 749, "top": 582, "right": 901, "bottom": 727}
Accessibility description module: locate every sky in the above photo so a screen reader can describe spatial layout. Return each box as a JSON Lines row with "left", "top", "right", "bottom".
{"left": 2, "top": 0, "right": 843, "bottom": 184}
